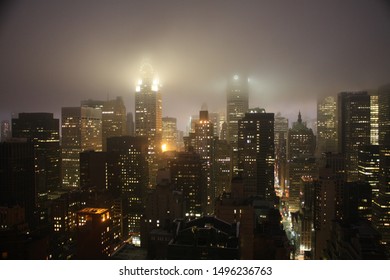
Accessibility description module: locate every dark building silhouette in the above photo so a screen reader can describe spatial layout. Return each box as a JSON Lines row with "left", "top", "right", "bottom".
{"left": 338, "top": 91, "right": 371, "bottom": 182}
{"left": 167, "top": 216, "right": 239, "bottom": 259}
{"left": 0, "top": 140, "right": 36, "bottom": 225}
{"left": 75, "top": 208, "right": 112, "bottom": 259}
{"left": 238, "top": 108, "right": 275, "bottom": 201}
{"left": 80, "top": 150, "right": 108, "bottom": 190}
{"left": 12, "top": 112, "right": 60, "bottom": 195}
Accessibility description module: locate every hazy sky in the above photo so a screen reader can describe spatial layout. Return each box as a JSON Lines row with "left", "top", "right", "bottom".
{"left": 1, "top": 0, "right": 389, "bottom": 131}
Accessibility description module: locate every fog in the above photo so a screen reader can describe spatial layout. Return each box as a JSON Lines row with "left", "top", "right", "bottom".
{"left": 1, "top": 0, "right": 389, "bottom": 131}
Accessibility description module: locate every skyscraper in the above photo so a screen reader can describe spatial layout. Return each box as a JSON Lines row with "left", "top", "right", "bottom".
{"left": 317, "top": 96, "right": 337, "bottom": 154}
{"left": 287, "top": 112, "right": 316, "bottom": 213}
{"left": 226, "top": 75, "right": 249, "bottom": 175}
{"left": 238, "top": 108, "right": 275, "bottom": 201}
{"left": 127, "top": 112, "right": 135, "bottom": 136}
{"left": 338, "top": 91, "right": 371, "bottom": 182}
{"left": 61, "top": 107, "right": 102, "bottom": 188}
{"left": 106, "top": 136, "right": 149, "bottom": 237}
{"left": 274, "top": 113, "right": 289, "bottom": 193}
{"left": 373, "top": 84, "right": 390, "bottom": 251}
{"left": 162, "top": 117, "right": 178, "bottom": 151}
{"left": 135, "top": 62, "right": 162, "bottom": 187}
{"left": 12, "top": 113, "right": 60, "bottom": 195}
{"left": 81, "top": 97, "right": 127, "bottom": 151}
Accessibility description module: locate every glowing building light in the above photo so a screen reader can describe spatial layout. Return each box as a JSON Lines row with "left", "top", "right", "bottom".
{"left": 161, "top": 143, "right": 167, "bottom": 152}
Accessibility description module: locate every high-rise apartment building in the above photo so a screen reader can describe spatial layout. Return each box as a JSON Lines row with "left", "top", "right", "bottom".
{"left": 226, "top": 75, "right": 249, "bottom": 175}
{"left": 238, "top": 108, "right": 275, "bottom": 201}
{"left": 12, "top": 113, "right": 60, "bottom": 195}
{"left": 135, "top": 62, "right": 162, "bottom": 187}
{"left": 61, "top": 107, "right": 102, "bottom": 188}
{"left": 317, "top": 96, "right": 337, "bottom": 154}
{"left": 338, "top": 91, "right": 371, "bottom": 182}
{"left": 81, "top": 97, "right": 126, "bottom": 151}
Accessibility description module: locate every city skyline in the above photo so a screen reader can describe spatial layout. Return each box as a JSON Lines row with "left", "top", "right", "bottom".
{"left": 1, "top": 0, "right": 390, "bottom": 131}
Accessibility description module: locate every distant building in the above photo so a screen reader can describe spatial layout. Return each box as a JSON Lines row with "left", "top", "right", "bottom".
{"left": 274, "top": 113, "right": 288, "bottom": 193}
{"left": 358, "top": 145, "right": 380, "bottom": 197}
{"left": 12, "top": 112, "right": 60, "bottom": 195}
{"left": 317, "top": 96, "right": 337, "bottom": 154}
{"left": 82, "top": 97, "right": 127, "bottom": 151}
{"left": 135, "top": 62, "right": 162, "bottom": 187}
{"left": 127, "top": 112, "right": 135, "bottom": 136}
{"left": 226, "top": 74, "right": 249, "bottom": 176}
{"left": 61, "top": 107, "right": 102, "bottom": 188}
{"left": 287, "top": 112, "right": 316, "bottom": 213}
{"left": 1, "top": 120, "right": 11, "bottom": 142}
{"left": 162, "top": 117, "right": 178, "bottom": 151}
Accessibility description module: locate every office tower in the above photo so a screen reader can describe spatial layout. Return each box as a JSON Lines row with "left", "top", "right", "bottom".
{"left": 213, "top": 138, "right": 232, "bottom": 196}
{"left": 274, "top": 113, "right": 289, "bottom": 193}
{"left": 0, "top": 140, "right": 36, "bottom": 225}
{"left": 61, "top": 107, "right": 102, "bottom": 188}
{"left": 169, "top": 151, "right": 206, "bottom": 217}
{"left": 76, "top": 208, "right": 112, "bottom": 259}
{"left": 226, "top": 74, "right": 249, "bottom": 175}
{"left": 162, "top": 117, "right": 178, "bottom": 151}
{"left": 338, "top": 91, "right": 371, "bottom": 182}
{"left": 287, "top": 112, "right": 316, "bottom": 213}
{"left": 339, "top": 181, "right": 372, "bottom": 222}
{"left": 313, "top": 168, "right": 341, "bottom": 259}
{"left": 209, "top": 112, "right": 221, "bottom": 138}
{"left": 106, "top": 136, "right": 148, "bottom": 237}
{"left": 80, "top": 150, "right": 108, "bottom": 190}
{"left": 135, "top": 62, "right": 162, "bottom": 187}
{"left": 370, "top": 93, "right": 379, "bottom": 145}
{"left": 358, "top": 145, "right": 380, "bottom": 197}
{"left": 127, "top": 112, "right": 135, "bottom": 136}
{"left": 81, "top": 97, "right": 127, "bottom": 151}
{"left": 12, "top": 113, "right": 60, "bottom": 195}
{"left": 373, "top": 84, "right": 390, "bottom": 250}
{"left": 317, "top": 96, "right": 337, "bottom": 154}
{"left": 238, "top": 108, "right": 275, "bottom": 201}
{"left": 1, "top": 120, "right": 11, "bottom": 142}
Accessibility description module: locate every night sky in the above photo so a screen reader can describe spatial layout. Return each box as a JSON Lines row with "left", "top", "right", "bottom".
{"left": 1, "top": 0, "right": 389, "bottom": 131}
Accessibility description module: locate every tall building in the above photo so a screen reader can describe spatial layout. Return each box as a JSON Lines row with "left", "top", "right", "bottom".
{"left": 317, "top": 96, "right": 337, "bottom": 154}
{"left": 213, "top": 138, "right": 232, "bottom": 196}
{"left": 238, "top": 108, "right": 275, "bottom": 201}
{"left": 274, "top": 113, "right": 289, "bottom": 193}
{"left": 81, "top": 97, "right": 127, "bottom": 151}
{"left": 61, "top": 107, "right": 102, "bottom": 188}
{"left": 12, "top": 113, "right": 60, "bottom": 195}
{"left": 169, "top": 151, "right": 206, "bottom": 217}
{"left": 0, "top": 140, "right": 36, "bottom": 225}
{"left": 358, "top": 145, "right": 380, "bottom": 197}
{"left": 370, "top": 93, "right": 379, "bottom": 145}
{"left": 373, "top": 84, "right": 390, "bottom": 251}
{"left": 1, "top": 120, "right": 11, "bottom": 142}
{"left": 287, "top": 112, "right": 316, "bottom": 213}
{"left": 226, "top": 74, "right": 249, "bottom": 175}
{"left": 135, "top": 62, "right": 162, "bottom": 187}
{"left": 338, "top": 91, "right": 371, "bottom": 182}
{"left": 106, "top": 136, "right": 149, "bottom": 237}
{"left": 162, "top": 117, "right": 178, "bottom": 151}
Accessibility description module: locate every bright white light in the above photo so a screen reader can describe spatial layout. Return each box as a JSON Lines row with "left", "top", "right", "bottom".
{"left": 138, "top": 79, "right": 142, "bottom": 85}
{"left": 153, "top": 78, "right": 159, "bottom": 85}
{"left": 234, "top": 75, "right": 239, "bottom": 80}
{"left": 152, "top": 84, "right": 158, "bottom": 91}
{"left": 136, "top": 85, "right": 141, "bottom": 92}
